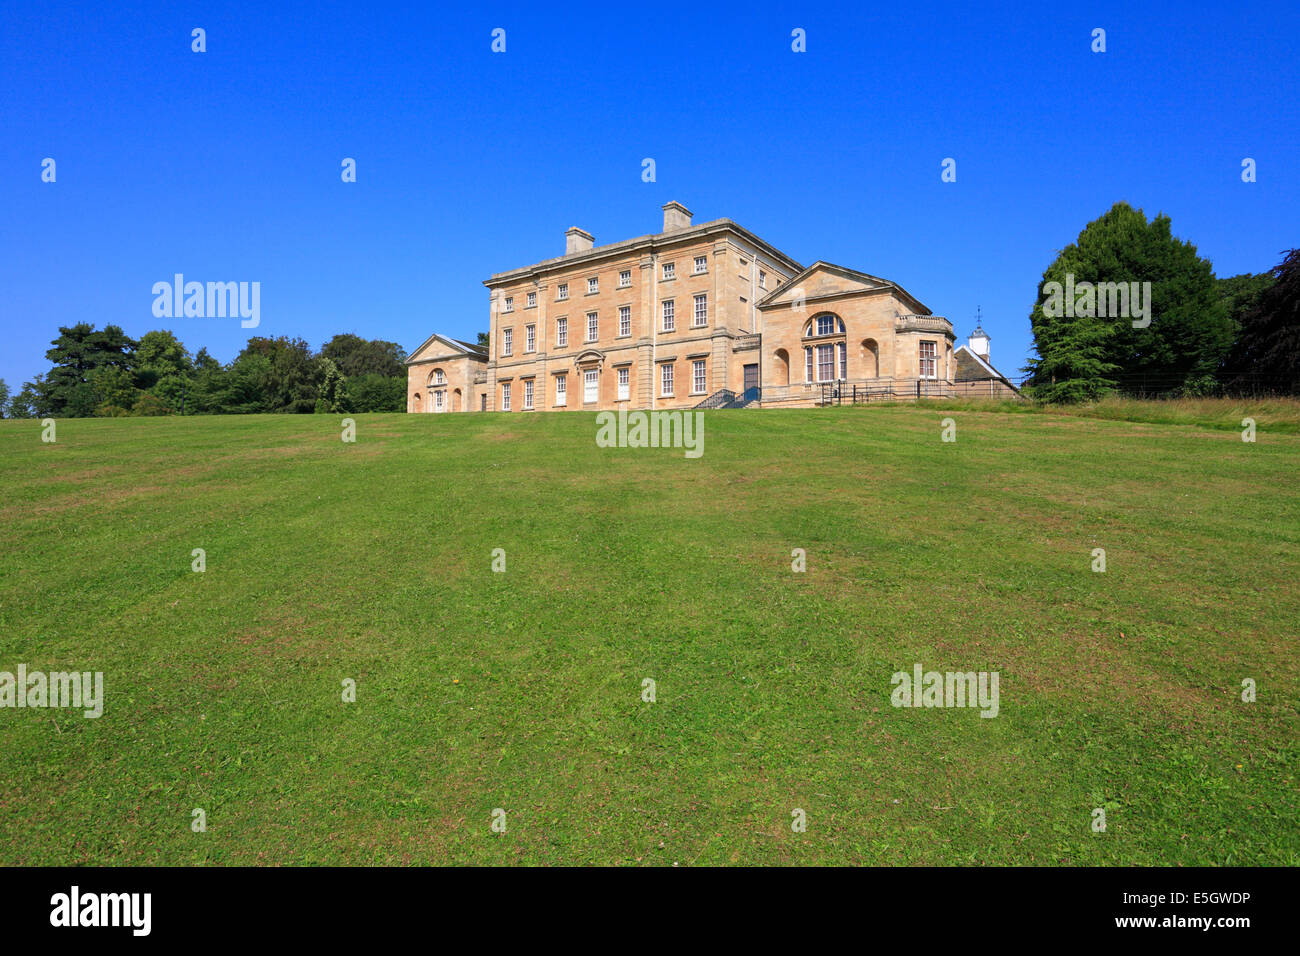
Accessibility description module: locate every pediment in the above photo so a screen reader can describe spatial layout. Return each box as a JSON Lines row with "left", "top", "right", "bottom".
{"left": 759, "top": 261, "right": 892, "bottom": 309}
{"left": 573, "top": 348, "right": 606, "bottom": 367}
{"left": 407, "top": 333, "right": 485, "bottom": 364}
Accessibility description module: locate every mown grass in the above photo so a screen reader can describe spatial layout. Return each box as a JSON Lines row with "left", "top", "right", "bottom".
{"left": 0, "top": 405, "right": 1297, "bottom": 865}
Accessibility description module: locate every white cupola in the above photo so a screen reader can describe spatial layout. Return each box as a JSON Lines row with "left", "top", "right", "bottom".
{"left": 968, "top": 314, "right": 990, "bottom": 360}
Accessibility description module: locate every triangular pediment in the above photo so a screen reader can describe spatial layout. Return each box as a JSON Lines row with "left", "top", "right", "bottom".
{"left": 758, "top": 261, "right": 890, "bottom": 308}
{"left": 758, "top": 260, "right": 930, "bottom": 315}
{"left": 406, "top": 332, "right": 486, "bottom": 364}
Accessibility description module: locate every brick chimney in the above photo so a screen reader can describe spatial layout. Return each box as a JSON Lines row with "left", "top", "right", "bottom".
{"left": 565, "top": 227, "right": 593, "bottom": 255}
{"left": 662, "top": 201, "right": 693, "bottom": 232}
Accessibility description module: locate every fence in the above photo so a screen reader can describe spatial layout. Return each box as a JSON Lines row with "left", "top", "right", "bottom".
{"left": 1020, "top": 372, "right": 1291, "bottom": 400}
{"left": 810, "top": 378, "right": 1019, "bottom": 405}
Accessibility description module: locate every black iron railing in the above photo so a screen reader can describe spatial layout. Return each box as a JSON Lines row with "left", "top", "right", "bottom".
{"left": 694, "top": 388, "right": 737, "bottom": 409}
{"left": 694, "top": 387, "right": 762, "bottom": 409}
{"left": 818, "top": 380, "right": 966, "bottom": 404}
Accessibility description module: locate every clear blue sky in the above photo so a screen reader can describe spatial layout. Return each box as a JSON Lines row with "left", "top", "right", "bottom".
{"left": 3, "top": 0, "right": 1296, "bottom": 391}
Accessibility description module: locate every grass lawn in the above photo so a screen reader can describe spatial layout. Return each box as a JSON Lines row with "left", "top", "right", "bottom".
{"left": 1, "top": 404, "right": 1297, "bottom": 865}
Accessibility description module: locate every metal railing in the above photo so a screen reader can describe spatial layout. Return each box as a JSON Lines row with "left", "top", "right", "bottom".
{"left": 694, "top": 388, "right": 737, "bottom": 409}
{"left": 693, "top": 386, "right": 762, "bottom": 409}
{"left": 817, "top": 379, "right": 992, "bottom": 404}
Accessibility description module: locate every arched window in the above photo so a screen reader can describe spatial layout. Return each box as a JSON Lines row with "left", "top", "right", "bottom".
{"left": 804, "top": 314, "right": 845, "bottom": 338}
{"left": 430, "top": 368, "right": 446, "bottom": 386}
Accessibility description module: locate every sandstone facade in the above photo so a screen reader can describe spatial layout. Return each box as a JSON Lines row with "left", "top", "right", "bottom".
{"left": 407, "top": 203, "right": 1017, "bottom": 411}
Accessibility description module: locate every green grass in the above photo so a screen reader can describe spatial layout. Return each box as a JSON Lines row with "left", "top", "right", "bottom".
{"left": 1, "top": 405, "right": 1297, "bottom": 865}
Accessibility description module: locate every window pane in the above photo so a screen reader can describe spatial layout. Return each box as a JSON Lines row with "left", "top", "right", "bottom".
{"left": 817, "top": 344, "right": 834, "bottom": 381}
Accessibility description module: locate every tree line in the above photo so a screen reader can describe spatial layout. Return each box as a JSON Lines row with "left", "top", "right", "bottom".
{"left": 1025, "top": 202, "right": 1298, "bottom": 401}
{"left": 0, "top": 329, "right": 411, "bottom": 418}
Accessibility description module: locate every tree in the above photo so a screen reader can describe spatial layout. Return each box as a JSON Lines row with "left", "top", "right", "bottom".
{"left": 39, "top": 323, "right": 138, "bottom": 416}
{"left": 319, "top": 334, "right": 406, "bottom": 378}
{"left": 193, "top": 347, "right": 221, "bottom": 373}
{"left": 132, "top": 392, "right": 171, "bottom": 416}
{"left": 1026, "top": 202, "right": 1233, "bottom": 399}
{"left": 91, "top": 365, "right": 141, "bottom": 412}
{"left": 236, "top": 337, "right": 319, "bottom": 413}
{"left": 1219, "top": 271, "right": 1274, "bottom": 332}
{"left": 135, "top": 330, "right": 191, "bottom": 383}
{"left": 349, "top": 373, "right": 407, "bottom": 412}
{"left": 1024, "top": 316, "right": 1119, "bottom": 403}
{"left": 0, "top": 379, "right": 9, "bottom": 419}
{"left": 128, "top": 329, "right": 193, "bottom": 413}
{"left": 7, "top": 379, "right": 43, "bottom": 418}
{"left": 476, "top": 331, "right": 490, "bottom": 351}
{"left": 184, "top": 348, "right": 228, "bottom": 414}
{"left": 218, "top": 354, "right": 272, "bottom": 414}
{"left": 314, "top": 357, "right": 352, "bottom": 413}
{"left": 1222, "top": 249, "right": 1300, "bottom": 394}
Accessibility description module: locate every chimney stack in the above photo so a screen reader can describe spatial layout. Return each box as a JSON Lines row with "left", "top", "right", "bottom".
{"left": 662, "top": 201, "right": 693, "bottom": 232}
{"left": 565, "top": 227, "right": 594, "bottom": 256}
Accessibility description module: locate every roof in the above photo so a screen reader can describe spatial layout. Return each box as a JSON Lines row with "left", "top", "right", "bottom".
{"left": 954, "top": 344, "right": 1018, "bottom": 390}
{"left": 405, "top": 332, "right": 487, "bottom": 365}
{"left": 756, "top": 260, "right": 933, "bottom": 316}
{"left": 483, "top": 217, "right": 803, "bottom": 286}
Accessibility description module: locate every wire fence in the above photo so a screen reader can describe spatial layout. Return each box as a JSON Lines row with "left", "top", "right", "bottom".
{"left": 1017, "top": 372, "right": 1292, "bottom": 399}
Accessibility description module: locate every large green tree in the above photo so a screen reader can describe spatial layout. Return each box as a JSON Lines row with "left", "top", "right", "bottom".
{"left": 348, "top": 373, "right": 407, "bottom": 412}
{"left": 91, "top": 366, "right": 140, "bottom": 415}
{"left": 133, "top": 330, "right": 194, "bottom": 412}
{"left": 1222, "top": 249, "right": 1300, "bottom": 393}
{"left": 1218, "top": 271, "right": 1274, "bottom": 332}
{"left": 236, "top": 336, "right": 319, "bottom": 413}
{"left": 6, "top": 379, "right": 43, "bottom": 418}
{"left": 319, "top": 334, "right": 406, "bottom": 378}
{"left": 1026, "top": 202, "right": 1233, "bottom": 400}
{"left": 314, "top": 357, "right": 352, "bottom": 413}
{"left": 38, "top": 323, "right": 138, "bottom": 416}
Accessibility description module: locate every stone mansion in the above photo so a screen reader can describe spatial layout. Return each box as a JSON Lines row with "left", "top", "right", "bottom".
{"left": 406, "top": 202, "right": 1017, "bottom": 414}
